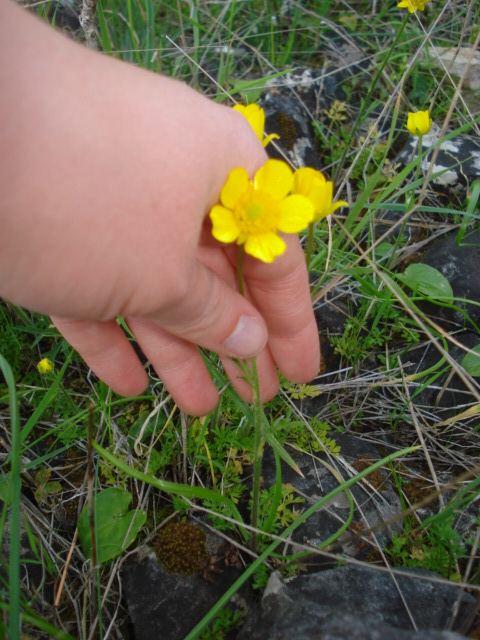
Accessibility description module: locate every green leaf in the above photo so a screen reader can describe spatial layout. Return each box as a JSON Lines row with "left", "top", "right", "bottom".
{"left": 461, "top": 344, "right": 480, "bottom": 377}
{"left": 78, "top": 488, "right": 146, "bottom": 564}
{"left": 401, "top": 264, "right": 453, "bottom": 303}
{"left": 229, "top": 70, "right": 291, "bottom": 103}
{"left": 375, "top": 242, "right": 394, "bottom": 259}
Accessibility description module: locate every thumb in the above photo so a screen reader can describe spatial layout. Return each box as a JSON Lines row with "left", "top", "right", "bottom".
{"left": 148, "top": 258, "right": 268, "bottom": 359}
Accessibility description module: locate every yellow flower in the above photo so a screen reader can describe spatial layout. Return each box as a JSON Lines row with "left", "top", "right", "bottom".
{"left": 37, "top": 358, "right": 54, "bottom": 375}
{"left": 292, "top": 167, "right": 349, "bottom": 223}
{"left": 233, "top": 103, "right": 280, "bottom": 148}
{"left": 210, "top": 159, "right": 314, "bottom": 263}
{"left": 397, "top": 0, "right": 429, "bottom": 13}
{"left": 406, "top": 110, "right": 432, "bottom": 136}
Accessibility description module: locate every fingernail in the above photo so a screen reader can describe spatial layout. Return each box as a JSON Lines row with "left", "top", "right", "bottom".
{"left": 223, "top": 316, "right": 267, "bottom": 358}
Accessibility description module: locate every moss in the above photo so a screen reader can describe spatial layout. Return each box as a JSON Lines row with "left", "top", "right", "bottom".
{"left": 352, "top": 454, "right": 385, "bottom": 490}
{"left": 274, "top": 111, "right": 298, "bottom": 150}
{"left": 154, "top": 521, "right": 208, "bottom": 575}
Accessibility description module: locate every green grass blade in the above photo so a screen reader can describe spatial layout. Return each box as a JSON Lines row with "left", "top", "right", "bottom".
{"left": 0, "top": 353, "right": 21, "bottom": 640}
{"left": 92, "top": 440, "right": 245, "bottom": 524}
{"left": 262, "top": 448, "right": 283, "bottom": 534}
{"left": 96, "top": 0, "right": 113, "bottom": 54}
{"left": 126, "top": 0, "right": 142, "bottom": 66}
{"left": 20, "top": 349, "right": 74, "bottom": 445}
{"left": 0, "top": 600, "right": 74, "bottom": 640}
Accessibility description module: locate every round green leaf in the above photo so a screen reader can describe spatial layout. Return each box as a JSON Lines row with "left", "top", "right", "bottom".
{"left": 78, "top": 488, "right": 146, "bottom": 564}
{"left": 402, "top": 263, "right": 453, "bottom": 303}
{"left": 461, "top": 344, "right": 480, "bottom": 377}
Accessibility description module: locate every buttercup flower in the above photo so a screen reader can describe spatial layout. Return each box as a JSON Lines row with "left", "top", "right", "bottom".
{"left": 397, "top": 0, "right": 429, "bottom": 13}
{"left": 210, "top": 159, "right": 314, "bottom": 263}
{"left": 406, "top": 110, "right": 432, "bottom": 136}
{"left": 37, "top": 358, "right": 54, "bottom": 375}
{"left": 233, "top": 103, "right": 280, "bottom": 148}
{"left": 293, "top": 167, "right": 349, "bottom": 223}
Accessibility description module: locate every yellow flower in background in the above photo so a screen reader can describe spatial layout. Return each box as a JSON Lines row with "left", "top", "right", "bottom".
{"left": 406, "top": 110, "right": 432, "bottom": 136}
{"left": 233, "top": 103, "right": 280, "bottom": 148}
{"left": 293, "top": 167, "right": 349, "bottom": 223}
{"left": 37, "top": 358, "right": 54, "bottom": 375}
{"left": 210, "top": 159, "right": 314, "bottom": 263}
{"left": 397, "top": 0, "right": 429, "bottom": 13}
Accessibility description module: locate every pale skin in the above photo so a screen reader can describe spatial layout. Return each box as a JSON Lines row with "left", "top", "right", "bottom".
{"left": 0, "top": 0, "right": 320, "bottom": 416}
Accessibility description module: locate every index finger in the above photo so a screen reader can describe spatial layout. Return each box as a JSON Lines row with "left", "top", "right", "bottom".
{"left": 242, "top": 233, "right": 321, "bottom": 383}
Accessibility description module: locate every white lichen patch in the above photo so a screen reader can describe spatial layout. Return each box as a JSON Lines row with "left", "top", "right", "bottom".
{"left": 426, "top": 163, "right": 459, "bottom": 186}
{"left": 416, "top": 124, "right": 459, "bottom": 154}
{"left": 441, "top": 257, "right": 459, "bottom": 282}
{"left": 419, "top": 124, "right": 441, "bottom": 149}
{"left": 291, "top": 138, "right": 314, "bottom": 167}
{"left": 472, "top": 153, "right": 480, "bottom": 172}
{"left": 440, "top": 140, "right": 460, "bottom": 153}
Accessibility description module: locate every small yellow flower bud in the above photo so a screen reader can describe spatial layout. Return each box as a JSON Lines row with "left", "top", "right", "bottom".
{"left": 292, "top": 167, "right": 349, "bottom": 223}
{"left": 406, "top": 110, "right": 432, "bottom": 136}
{"left": 397, "top": 0, "right": 429, "bottom": 13}
{"left": 37, "top": 358, "right": 54, "bottom": 375}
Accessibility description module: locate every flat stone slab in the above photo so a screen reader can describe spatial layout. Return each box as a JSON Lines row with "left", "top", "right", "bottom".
{"left": 237, "top": 565, "right": 476, "bottom": 639}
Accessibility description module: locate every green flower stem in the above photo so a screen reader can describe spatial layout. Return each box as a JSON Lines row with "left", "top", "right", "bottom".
{"left": 334, "top": 14, "right": 409, "bottom": 180}
{"left": 237, "top": 245, "right": 245, "bottom": 296}
{"left": 411, "top": 133, "right": 423, "bottom": 209}
{"left": 406, "top": 134, "right": 423, "bottom": 211}
{"left": 249, "top": 356, "right": 263, "bottom": 552}
{"left": 305, "top": 223, "right": 314, "bottom": 272}
{"left": 236, "top": 245, "right": 264, "bottom": 552}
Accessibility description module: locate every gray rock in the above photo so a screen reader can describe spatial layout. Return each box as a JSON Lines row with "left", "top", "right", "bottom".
{"left": 416, "top": 228, "right": 480, "bottom": 330}
{"left": 395, "top": 123, "right": 480, "bottom": 203}
{"left": 402, "top": 330, "right": 480, "bottom": 418}
{"left": 122, "top": 530, "right": 248, "bottom": 640}
{"left": 237, "top": 566, "right": 475, "bottom": 639}
{"left": 398, "top": 228, "right": 480, "bottom": 424}
{"left": 25, "top": 0, "right": 81, "bottom": 34}
{"left": 262, "top": 93, "right": 323, "bottom": 170}
{"left": 261, "top": 433, "right": 403, "bottom": 557}
{"left": 259, "top": 61, "right": 369, "bottom": 171}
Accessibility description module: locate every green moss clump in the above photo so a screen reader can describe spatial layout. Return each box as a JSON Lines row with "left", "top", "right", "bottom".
{"left": 154, "top": 522, "right": 208, "bottom": 575}
{"left": 274, "top": 111, "right": 298, "bottom": 150}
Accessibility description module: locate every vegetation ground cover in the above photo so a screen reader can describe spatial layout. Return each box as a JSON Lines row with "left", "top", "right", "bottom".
{"left": 1, "top": 0, "right": 480, "bottom": 638}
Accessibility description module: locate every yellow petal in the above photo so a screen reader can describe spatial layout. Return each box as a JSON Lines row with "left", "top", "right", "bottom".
{"left": 397, "top": 0, "right": 426, "bottom": 12}
{"left": 406, "top": 110, "right": 431, "bottom": 136}
{"left": 278, "top": 195, "right": 314, "bottom": 232}
{"left": 418, "top": 110, "right": 432, "bottom": 133}
{"left": 309, "top": 181, "right": 333, "bottom": 221}
{"left": 254, "top": 159, "right": 293, "bottom": 201}
{"left": 405, "top": 112, "right": 416, "bottom": 135}
{"left": 293, "top": 167, "right": 326, "bottom": 198}
{"left": 244, "top": 232, "right": 286, "bottom": 263}
{"left": 210, "top": 205, "right": 241, "bottom": 243}
{"left": 221, "top": 168, "right": 251, "bottom": 209}
{"left": 329, "top": 200, "right": 349, "bottom": 215}
{"left": 37, "top": 358, "right": 54, "bottom": 374}
{"left": 262, "top": 132, "right": 280, "bottom": 148}
{"left": 234, "top": 104, "right": 264, "bottom": 142}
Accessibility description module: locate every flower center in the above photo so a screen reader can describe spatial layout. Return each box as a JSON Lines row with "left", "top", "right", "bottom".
{"left": 247, "top": 202, "right": 263, "bottom": 221}
{"left": 236, "top": 189, "right": 280, "bottom": 236}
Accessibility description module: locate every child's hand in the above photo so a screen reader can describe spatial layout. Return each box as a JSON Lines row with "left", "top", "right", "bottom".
{"left": 0, "top": 0, "right": 320, "bottom": 415}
